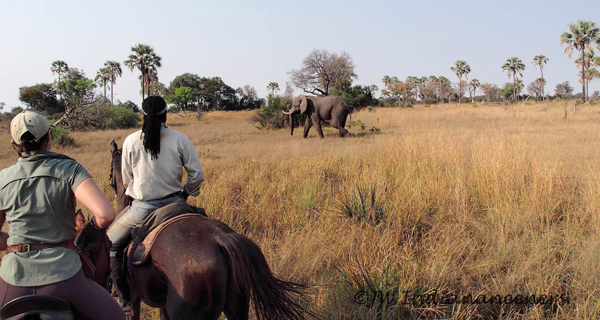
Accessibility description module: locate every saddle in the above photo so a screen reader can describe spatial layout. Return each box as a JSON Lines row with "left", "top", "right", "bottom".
{"left": 125, "top": 202, "right": 206, "bottom": 268}
{"left": 0, "top": 295, "right": 74, "bottom": 320}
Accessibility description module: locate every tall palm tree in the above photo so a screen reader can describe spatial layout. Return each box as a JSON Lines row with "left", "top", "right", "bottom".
{"left": 124, "top": 44, "right": 162, "bottom": 101}
{"left": 561, "top": 20, "right": 600, "bottom": 101}
{"left": 51, "top": 60, "right": 69, "bottom": 100}
{"left": 469, "top": 79, "right": 480, "bottom": 102}
{"left": 451, "top": 60, "right": 471, "bottom": 103}
{"left": 531, "top": 55, "right": 548, "bottom": 98}
{"left": 104, "top": 61, "right": 122, "bottom": 105}
{"left": 575, "top": 51, "right": 598, "bottom": 100}
{"left": 95, "top": 67, "right": 111, "bottom": 101}
{"left": 502, "top": 57, "right": 526, "bottom": 101}
{"left": 266, "top": 82, "right": 280, "bottom": 96}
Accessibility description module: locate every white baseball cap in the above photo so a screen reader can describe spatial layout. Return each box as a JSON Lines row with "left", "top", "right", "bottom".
{"left": 11, "top": 111, "right": 51, "bottom": 144}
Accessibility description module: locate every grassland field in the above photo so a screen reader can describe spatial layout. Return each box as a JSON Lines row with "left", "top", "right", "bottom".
{"left": 2, "top": 101, "right": 600, "bottom": 319}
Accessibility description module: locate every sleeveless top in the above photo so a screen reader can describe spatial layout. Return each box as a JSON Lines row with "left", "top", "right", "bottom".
{"left": 0, "top": 151, "right": 90, "bottom": 286}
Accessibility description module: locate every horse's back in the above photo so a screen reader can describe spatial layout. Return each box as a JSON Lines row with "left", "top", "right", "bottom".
{"left": 133, "top": 216, "right": 231, "bottom": 313}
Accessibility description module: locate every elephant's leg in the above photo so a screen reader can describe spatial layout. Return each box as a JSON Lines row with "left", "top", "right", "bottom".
{"left": 339, "top": 114, "right": 349, "bottom": 137}
{"left": 303, "top": 117, "right": 313, "bottom": 138}
{"left": 313, "top": 121, "right": 325, "bottom": 139}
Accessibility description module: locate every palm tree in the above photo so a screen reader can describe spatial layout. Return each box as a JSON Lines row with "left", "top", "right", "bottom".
{"left": 469, "top": 79, "right": 480, "bottom": 102}
{"left": 51, "top": 61, "right": 69, "bottom": 100}
{"left": 104, "top": 61, "right": 122, "bottom": 105}
{"left": 267, "top": 82, "right": 280, "bottom": 96}
{"left": 534, "top": 78, "right": 547, "bottom": 100}
{"left": 124, "top": 44, "right": 162, "bottom": 101}
{"left": 95, "top": 67, "right": 111, "bottom": 101}
{"left": 561, "top": 20, "right": 600, "bottom": 101}
{"left": 502, "top": 57, "right": 526, "bottom": 101}
{"left": 575, "top": 51, "right": 598, "bottom": 100}
{"left": 531, "top": 55, "right": 548, "bottom": 98}
{"left": 451, "top": 60, "right": 471, "bottom": 103}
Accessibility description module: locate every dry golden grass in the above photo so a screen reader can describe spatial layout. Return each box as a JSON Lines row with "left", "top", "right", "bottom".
{"left": 2, "top": 100, "right": 600, "bottom": 319}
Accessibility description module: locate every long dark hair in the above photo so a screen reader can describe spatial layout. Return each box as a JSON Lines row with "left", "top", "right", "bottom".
{"left": 141, "top": 96, "right": 167, "bottom": 160}
{"left": 13, "top": 131, "right": 49, "bottom": 158}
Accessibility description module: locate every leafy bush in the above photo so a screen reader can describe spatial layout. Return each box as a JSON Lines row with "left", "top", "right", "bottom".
{"left": 334, "top": 85, "right": 379, "bottom": 112}
{"left": 250, "top": 95, "right": 292, "bottom": 129}
{"left": 103, "top": 105, "right": 140, "bottom": 129}
{"left": 50, "top": 125, "right": 76, "bottom": 147}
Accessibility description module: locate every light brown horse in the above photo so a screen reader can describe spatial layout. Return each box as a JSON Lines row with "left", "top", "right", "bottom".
{"left": 109, "top": 141, "right": 315, "bottom": 320}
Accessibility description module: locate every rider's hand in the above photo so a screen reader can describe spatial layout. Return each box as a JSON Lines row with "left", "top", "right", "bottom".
{"left": 180, "top": 190, "right": 190, "bottom": 201}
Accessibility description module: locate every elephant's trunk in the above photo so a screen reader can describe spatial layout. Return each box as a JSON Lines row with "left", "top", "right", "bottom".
{"left": 290, "top": 113, "right": 294, "bottom": 135}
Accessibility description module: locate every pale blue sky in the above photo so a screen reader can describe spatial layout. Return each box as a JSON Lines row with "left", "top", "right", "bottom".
{"left": 1, "top": 0, "right": 599, "bottom": 109}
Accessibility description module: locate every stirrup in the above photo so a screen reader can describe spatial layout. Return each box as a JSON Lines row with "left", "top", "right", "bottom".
{"left": 122, "top": 305, "right": 134, "bottom": 320}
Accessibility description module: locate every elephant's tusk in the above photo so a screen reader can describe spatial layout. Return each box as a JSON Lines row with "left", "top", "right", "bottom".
{"left": 281, "top": 111, "right": 291, "bottom": 115}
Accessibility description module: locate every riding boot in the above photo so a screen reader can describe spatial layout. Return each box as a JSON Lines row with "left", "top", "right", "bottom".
{"left": 109, "top": 251, "right": 131, "bottom": 308}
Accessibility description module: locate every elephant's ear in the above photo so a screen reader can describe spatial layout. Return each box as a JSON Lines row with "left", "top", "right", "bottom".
{"left": 300, "top": 96, "right": 308, "bottom": 114}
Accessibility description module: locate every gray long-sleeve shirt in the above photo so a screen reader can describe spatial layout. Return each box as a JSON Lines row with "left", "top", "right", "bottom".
{"left": 122, "top": 125, "right": 204, "bottom": 201}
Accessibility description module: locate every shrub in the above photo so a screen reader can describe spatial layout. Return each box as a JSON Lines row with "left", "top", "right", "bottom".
{"left": 103, "top": 105, "right": 140, "bottom": 129}
{"left": 250, "top": 95, "right": 293, "bottom": 129}
{"left": 332, "top": 186, "right": 386, "bottom": 226}
{"left": 50, "top": 125, "right": 76, "bottom": 147}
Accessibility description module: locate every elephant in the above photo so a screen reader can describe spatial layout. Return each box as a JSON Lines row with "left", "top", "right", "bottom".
{"left": 282, "top": 95, "right": 351, "bottom": 138}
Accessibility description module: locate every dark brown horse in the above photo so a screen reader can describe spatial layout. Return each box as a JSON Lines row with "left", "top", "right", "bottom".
{"left": 109, "top": 141, "right": 314, "bottom": 320}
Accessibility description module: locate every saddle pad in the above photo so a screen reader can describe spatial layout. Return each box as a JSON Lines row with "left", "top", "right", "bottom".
{"left": 128, "top": 213, "right": 200, "bottom": 266}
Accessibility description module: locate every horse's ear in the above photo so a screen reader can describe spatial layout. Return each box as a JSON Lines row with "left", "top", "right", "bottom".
{"left": 110, "top": 140, "right": 118, "bottom": 154}
{"left": 75, "top": 209, "right": 85, "bottom": 232}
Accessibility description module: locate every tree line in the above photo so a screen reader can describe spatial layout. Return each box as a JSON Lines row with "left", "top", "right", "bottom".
{"left": 276, "top": 19, "right": 600, "bottom": 109}
{"left": 2, "top": 19, "right": 599, "bottom": 132}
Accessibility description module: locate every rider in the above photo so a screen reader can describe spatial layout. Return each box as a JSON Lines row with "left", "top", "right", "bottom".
{"left": 0, "top": 111, "right": 125, "bottom": 319}
{"left": 107, "top": 96, "right": 204, "bottom": 309}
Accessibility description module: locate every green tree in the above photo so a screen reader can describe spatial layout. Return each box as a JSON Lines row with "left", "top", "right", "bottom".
{"left": 104, "top": 61, "right": 122, "bottom": 105}
{"left": 54, "top": 68, "right": 100, "bottom": 127}
{"left": 51, "top": 61, "right": 69, "bottom": 100}
{"left": 502, "top": 57, "right": 526, "bottom": 101}
{"left": 118, "top": 100, "right": 140, "bottom": 113}
{"left": 197, "top": 77, "right": 239, "bottom": 111}
{"left": 531, "top": 55, "right": 549, "bottom": 98}
{"left": 237, "top": 85, "right": 264, "bottom": 110}
{"left": 124, "top": 44, "right": 162, "bottom": 101}
{"left": 267, "top": 82, "right": 280, "bottom": 96}
{"left": 451, "top": 60, "right": 471, "bottom": 103}
{"left": 19, "top": 84, "right": 62, "bottom": 115}
{"left": 169, "top": 73, "right": 202, "bottom": 93}
{"left": 561, "top": 20, "right": 600, "bottom": 101}
{"left": 166, "top": 86, "right": 197, "bottom": 113}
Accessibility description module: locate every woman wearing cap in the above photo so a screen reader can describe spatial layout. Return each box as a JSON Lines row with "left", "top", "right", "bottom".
{"left": 107, "top": 96, "right": 204, "bottom": 308}
{"left": 0, "top": 111, "right": 125, "bottom": 319}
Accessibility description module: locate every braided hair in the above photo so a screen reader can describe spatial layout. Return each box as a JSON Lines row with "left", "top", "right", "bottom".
{"left": 141, "top": 96, "right": 167, "bottom": 160}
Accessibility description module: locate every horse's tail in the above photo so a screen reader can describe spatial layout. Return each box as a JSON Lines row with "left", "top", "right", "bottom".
{"left": 216, "top": 232, "right": 316, "bottom": 320}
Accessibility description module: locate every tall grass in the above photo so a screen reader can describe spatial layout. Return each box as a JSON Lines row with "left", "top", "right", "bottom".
{"left": 1, "top": 101, "right": 600, "bottom": 319}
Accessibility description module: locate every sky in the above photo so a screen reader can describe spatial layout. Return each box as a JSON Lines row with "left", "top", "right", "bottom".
{"left": 1, "top": 0, "right": 599, "bottom": 110}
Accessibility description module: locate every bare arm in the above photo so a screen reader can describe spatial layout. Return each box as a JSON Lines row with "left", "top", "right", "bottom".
{"left": 0, "top": 210, "right": 8, "bottom": 250}
{"left": 74, "top": 178, "right": 116, "bottom": 228}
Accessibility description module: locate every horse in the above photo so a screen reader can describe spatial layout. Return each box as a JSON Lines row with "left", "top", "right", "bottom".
{"left": 109, "top": 140, "right": 314, "bottom": 320}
